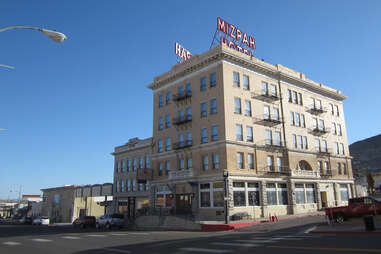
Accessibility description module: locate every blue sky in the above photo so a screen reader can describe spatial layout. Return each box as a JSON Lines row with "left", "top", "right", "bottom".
{"left": 1, "top": 1, "right": 380, "bottom": 199}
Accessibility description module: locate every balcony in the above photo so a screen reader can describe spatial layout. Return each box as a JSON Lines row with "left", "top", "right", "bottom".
{"left": 173, "top": 140, "right": 193, "bottom": 150}
{"left": 306, "top": 106, "right": 326, "bottom": 115}
{"left": 173, "top": 116, "right": 192, "bottom": 126}
{"left": 173, "top": 92, "right": 192, "bottom": 102}
{"left": 320, "top": 170, "right": 333, "bottom": 178}
{"left": 136, "top": 168, "right": 153, "bottom": 183}
{"left": 309, "top": 127, "right": 329, "bottom": 136}
{"left": 258, "top": 166, "right": 290, "bottom": 175}
{"left": 291, "top": 169, "right": 320, "bottom": 178}
{"left": 253, "top": 114, "right": 283, "bottom": 127}
{"left": 168, "top": 169, "right": 194, "bottom": 180}
{"left": 316, "top": 148, "right": 331, "bottom": 157}
{"left": 251, "top": 91, "right": 281, "bottom": 103}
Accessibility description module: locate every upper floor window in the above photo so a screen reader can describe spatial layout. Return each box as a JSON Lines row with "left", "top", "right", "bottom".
{"left": 234, "top": 97, "right": 241, "bottom": 114}
{"left": 133, "top": 158, "right": 137, "bottom": 171}
{"left": 335, "top": 142, "right": 340, "bottom": 154}
{"left": 210, "top": 72, "right": 216, "bottom": 87}
{"left": 139, "top": 157, "right": 144, "bottom": 169}
{"left": 179, "top": 159, "right": 185, "bottom": 170}
{"left": 187, "top": 158, "right": 193, "bottom": 170}
{"left": 335, "top": 105, "right": 340, "bottom": 116}
{"left": 248, "top": 154, "right": 254, "bottom": 169}
{"left": 203, "top": 155, "right": 209, "bottom": 170}
{"left": 186, "top": 132, "right": 192, "bottom": 145}
{"left": 166, "top": 137, "right": 171, "bottom": 151}
{"left": 159, "top": 95, "right": 163, "bottom": 108}
{"left": 338, "top": 124, "right": 342, "bottom": 136}
{"left": 145, "top": 156, "right": 151, "bottom": 168}
{"left": 243, "top": 75, "right": 249, "bottom": 90}
{"left": 233, "top": 71, "right": 240, "bottom": 87}
{"left": 166, "top": 92, "right": 171, "bottom": 105}
{"left": 340, "top": 143, "right": 345, "bottom": 155}
{"left": 261, "top": 81, "right": 268, "bottom": 95}
{"left": 266, "top": 130, "right": 272, "bottom": 145}
{"left": 211, "top": 125, "right": 218, "bottom": 141}
{"left": 267, "top": 156, "right": 274, "bottom": 171}
{"left": 244, "top": 100, "right": 252, "bottom": 116}
{"left": 237, "top": 152, "right": 244, "bottom": 169}
{"left": 166, "top": 114, "right": 171, "bottom": 128}
{"left": 236, "top": 124, "right": 243, "bottom": 141}
{"left": 246, "top": 126, "right": 253, "bottom": 142}
{"left": 158, "top": 117, "right": 164, "bottom": 130}
{"left": 128, "top": 159, "right": 131, "bottom": 171}
{"left": 274, "top": 131, "right": 281, "bottom": 146}
{"left": 200, "top": 76, "right": 206, "bottom": 91}
{"left": 210, "top": 98, "right": 217, "bottom": 114}
{"left": 159, "top": 162, "right": 163, "bottom": 176}
{"left": 178, "top": 86, "right": 184, "bottom": 97}
{"left": 178, "top": 110, "right": 184, "bottom": 121}
{"left": 201, "top": 102, "right": 207, "bottom": 117}
{"left": 158, "top": 139, "right": 163, "bottom": 153}
{"left": 186, "top": 107, "right": 192, "bottom": 120}
{"left": 186, "top": 83, "right": 192, "bottom": 96}
{"left": 201, "top": 128, "right": 208, "bottom": 143}
{"left": 270, "top": 84, "right": 277, "bottom": 97}
{"left": 178, "top": 133, "right": 185, "bottom": 147}
{"left": 330, "top": 103, "right": 334, "bottom": 115}
{"left": 213, "top": 154, "right": 219, "bottom": 169}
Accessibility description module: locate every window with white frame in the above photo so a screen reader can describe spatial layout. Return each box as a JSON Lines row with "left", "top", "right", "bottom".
{"left": 246, "top": 126, "right": 253, "bottom": 142}
{"left": 322, "top": 140, "right": 327, "bottom": 152}
{"left": 270, "top": 84, "right": 277, "bottom": 97}
{"left": 166, "top": 137, "right": 171, "bottom": 151}
{"left": 266, "top": 183, "right": 277, "bottom": 205}
{"left": 201, "top": 128, "right": 208, "bottom": 143}
{"left": 303, "top": 136, "right": 308, "bottom": 149}
{"left": 233, "top": 182, "right": 245, "bottom": 207}
{"left": 203, "top": 155, "right": 209, "bottom": 171}
{"left": 276, "top": 157, "right": 282, "bottom": 172}
{"left": 200, "top": 76, "right": 206, "bottom": 91}
{"left": 301, "top": 114, "right": 305, "bottom": 127}
{"left": 340, "top": 184, "right": 348, "bottom": 202}
{"left": 295, "top": 183, "right": 316, "bottom": 204}
{"left": 267, "top": 155, "right": 274, "bottom": 171}
{"left": 266, "top": 129, "right": 272, "bottom": 145}
{"left": 273, "top": 107, "right": 279, "bottom": 121}
{"left": 248, "top": 153, "right": 254, "bottom": 169}
{"left": 243, "top": 75, "right": 249, "bottom": 90}
{"left": 261, "top": 81, "right": 268, "bottom": 95}
{"left": 233, "top": 71, "right": 240, "bottom": 87}
{"left": 211, "top": 125, "right": 218, "bottom": 141}
{"left": 201, "top": 102, "right": 207, "bottom": 117}
{"left": 248, "top": 182, "right": 260, "bottom": 206}
{"left": 236, "top": 124, "right": 243, "bottom": 141}
{"left": 213, "top": 154, "right": 219, "bottom": 169}
{"left": 237, "top": 152, "right": 244, "bottom": 169}
{"left": 210, "top": 98, "right": 217, "bottom": 114}
{"left": 158, "top": 139, "right": 163, "bottom": 153}
{"left": 210, "top": 72, "right": 216, "bottom": 87}
{"left": 234, "top": 97, "right": 241, "bottom": 114}
{"left": 245, "top": 100, "right": 252, "bottom": 116}
{"left": 264, "top": 105, "right": 270, "bottom": 120}
{"left": 275, "top": 131, "right": 281, "bottom": 146}
{"left": 199, "top": 182, "right": 224, "bottom": 208}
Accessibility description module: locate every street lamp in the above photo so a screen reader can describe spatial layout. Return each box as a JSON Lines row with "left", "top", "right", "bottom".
{"left": 0, "top": 26, "right": 67, "bottom": 42}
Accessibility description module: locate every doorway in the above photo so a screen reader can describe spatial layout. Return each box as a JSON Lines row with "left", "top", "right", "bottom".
{"left": 320, "top": 191, "right": 328, "bottom": 208}
{"left": 175, "top": 194, "right": 192, "bottom": 215}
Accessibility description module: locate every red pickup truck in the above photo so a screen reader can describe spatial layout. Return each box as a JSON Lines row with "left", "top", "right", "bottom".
{"left": 325, "top": 196, "right": 381, "bottom": 223}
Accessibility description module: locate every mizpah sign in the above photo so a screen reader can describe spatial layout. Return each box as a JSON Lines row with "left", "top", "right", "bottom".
{"left": 216, "top": 17, "right": 256, "bottom": 57}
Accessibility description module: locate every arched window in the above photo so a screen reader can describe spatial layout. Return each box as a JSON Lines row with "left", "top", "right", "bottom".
{"left": 298, "top": 160, "right": 312, "bottom": 171}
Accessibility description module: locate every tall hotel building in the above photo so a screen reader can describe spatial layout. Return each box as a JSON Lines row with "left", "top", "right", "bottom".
{"left": 115, "top": 44, "right": 354, "bottom": 220}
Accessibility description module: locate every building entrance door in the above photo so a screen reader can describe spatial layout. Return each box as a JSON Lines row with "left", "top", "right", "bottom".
{"left": 321, "top": 191, "right": 328, "bottom": 208}
{"left": 175, "top": 194, "right": 192, "bottom": 215}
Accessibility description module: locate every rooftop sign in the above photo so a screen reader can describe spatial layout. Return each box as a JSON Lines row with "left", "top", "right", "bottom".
{"left": 175, "top": 42, "right": 192, "bottom": 63}
{"left": 216, "top": 17, "right": 256, "bottom": 57}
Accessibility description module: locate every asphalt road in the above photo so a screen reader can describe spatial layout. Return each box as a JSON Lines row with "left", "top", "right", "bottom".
{"left": 1, "top": 216, "right": 380, "bottom": 254}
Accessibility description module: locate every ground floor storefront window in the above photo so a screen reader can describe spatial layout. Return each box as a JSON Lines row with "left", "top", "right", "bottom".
{"left": 267, "top": 183, "right": 288, "bottom": 205}
{"left": 233, "top": 182, "right": 261, "bottom": 207}
{"left": 155, "top": 185, "right": 172, "bottom": 208}
{"left": 295, "top": 183, "right": 316, "bottom": 204}
{"left": 199, "top": 182, "right": 224, "bottom": 208}
{"left": 340, "top": 184, "right": 349, "bottom": 202}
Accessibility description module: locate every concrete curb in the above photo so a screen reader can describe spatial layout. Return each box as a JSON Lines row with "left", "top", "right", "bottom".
{"left": 311, "top": 230, "right": 381, "bottom": 234}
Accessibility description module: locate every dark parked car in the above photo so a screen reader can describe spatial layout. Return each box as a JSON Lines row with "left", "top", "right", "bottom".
{"left": 19, "top": 216, "right": 33, "bottom": 225}
{"left": 72, "top": 216, "right": 96, "bottom": 228}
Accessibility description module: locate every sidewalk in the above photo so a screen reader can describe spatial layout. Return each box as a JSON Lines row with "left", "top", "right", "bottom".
{"left": 200, "top": 211, "right": 324, "bottom": 231}
{"left": 311, "top": 215, "right": 381, "bottom": 234}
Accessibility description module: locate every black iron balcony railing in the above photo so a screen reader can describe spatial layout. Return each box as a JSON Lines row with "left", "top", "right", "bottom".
{"left": 309, "top": 127, "right": 330, "bottom": 136}
{"left": 173, "top": 92, "right": 192, "bottom": 102}
{"left": 320, "top": 170, "right": 333, "bottom": 177}
{"left": 258, "top": 166, "right": 290, "bottom": 175}
{"left": 173, "top": 140, "right": 193, "bottom": 150}
{"left": 173, "top": 115, "right": 192, "bottom": 125}
{"left": 263, "top": 139, "right": 285, "bottom": 148}
{"left": 306, "top": 106, "right": 326, "bottom": 115}
{"left": 251, "top": 91, "right": 281, "bottom": 103}
{"left": 316, "top": 148, "right": 331, "bottom": 156}
{"left": 253, "top": 114, "right": 283, "bottom": 127}
{"left": 136, "top": 168, "right": 153, "bottom": 182}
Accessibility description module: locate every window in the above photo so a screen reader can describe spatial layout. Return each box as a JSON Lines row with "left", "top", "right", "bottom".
{"left": 303, "top": 136, "right": 308, "bottom": 149}
{"left": 324, "top": 161, "right": 329, "bottom": 173}
{"left": 166, "top": 92, "right": 171, "bottom": 105}
{"left": 290, "top": 112, "right": 295, "bottom": 125}
{"left": 133, "top": 158, "right": 137, "bottom": 171}
{"left": 243, "top": 75, "right": 249, "bottom": 90}
{"left": 244, "top": 100, "right": 252, "bottom": 116}
{"left": 213, "top": 154, "right": 219, "bottom": 169}
{"left": 132, "top": 179, "right": 137, "bottom": 191}
{"left": 246, "top": 126, "right": 253, "bottom": 142}
{"left": 343, "top": 164, "right": 347, "bottom": 174}
{"left": 178, "top": 133, "right": 184, "bottom": 147}
{"left": 233, "top": 71, "right": 240, "bottom": 87}
{"left": 203, "top": 155, "right": 209, "bottom": 171}
{"left": 121, "top": 160, "right": 125, "bottom": 172}
{"left": 266, "top": 183, "right": 277, "bottom": 205}
{"left": 200, "top": 76, "right": 206, "bottom": 91}
{"left": 158, "top": 139, "right": 163, "bottom": 153}
{"left": 179, "top": 159, "right": 185, "bottom": 170}
{"left": 295, "top": 113, "right": 300, "bottom": 126}
{"left": 338, "top": 124, "right": 342, "bottom": 136}
{"left": 306, "top": 184, "right": 316, "bottom": 203}
{"left": 236, "top": 124, "right": 243, "bottom": 141}
{"left": 292, "top": 91, "right": 298, "bottom": 104}
{"left": 165, "top": 114, "right": 171, "bottom": 128}
{"left": 340, "top": 184, "right": 348, "bottom": 202}
{"left": 178, "top": 110, "right": 184, "bottom": 121}
{"left": 248, "top": 182, "right": 260, "bottom": 206}
{"left": 186, "top": 107, "right": 192, "bottom": 120}
{"left": 145, "top": 180, "right": 150, "bottom": 191}
{"left": 186, "top": 132, "right": 192, "bottom": 146}
{"left": 127, "top": 159, "right": 131, "bottom": 172}
{"left": 332, "top": 123, "right": 337, "bottom": 135}
{"left": 127, "top": 179, "right": 131, "bottom": 191}
{"left": 276, "top": 157, "right": 282, "bottom": 172}
{"left": 298, "top": 93, "right": 303, "bottom": 105}
{"left": 213, "top": 182, "right": 224, "bottom": 207}
{"left": 301, "top": 114, "right": 305, "bottom": 127}
{"left": 335, "top": 142, "right": 340, "bottom": 154}
{"left": 313, "top": 118, "right": 318, "bottom": 129}
{"left": 166, "top": 137, "right": 171, "bottom": 151}
{"left": 261, "top": 81, "right": 268, "bottom": 95}
{"left": 316, "top": 99, "right": 322, "bottom": 109}
{"left": 234, "top": 97, "right": 241, "bottom": 114}
{"left": 211, "top": 125, "right": 218, "bottom": 141}
{"left": 237, "top": 152, "right": 244, "bottom": 169}
{"left": 273, "top": 108, "right": 279, "bottom": 121}
{"left": 330, "top": 103, "right": 334, "bottom": 115}
{"left": 187, "top": 158, "right": 192, "bottom": 170}
{"left": 201, "top": 128, "right": 208, "bottom": 143}
{"left": 116, "top": 180, "right": 119, "bottom": 193}
{"left": 185, "top": 83, "right": 191, "bottom": 96}
{"left": 266, "top": 130, "right": 272, "bottom": 145}
{"left": 139, "top": 157, "right": 144, "bottom": 168}
{"left": 267, "top": 156, "right": 274, "bottom": 171}
{"left": 200, "top": 102, "right": 207, "bottom": 118}
{"left": 270, "top": 84, "right": 277, "bottom": 97}
{"left": 248, "top": 154, "right": 254, "bottom": 169}
{"left": 274, "top": 131, "right": 281, "bottom": 146}
{"left": 145, "top": 156, "right": 150, "bottom": 169}
{"left": 295, "top": 184, "right": 305, "bottom": 204}
{"left": 178, "top": 86, "right": 184, "bottom": 97}
{"left": 210, "top": 98, "right": 217, "bottom": 114}
{"left": 278, "top": 183, "right": 289, "bottom": 205}
{"left": 158, "top": 117, "right": 164, "bottom": 130}
{"left": 264, "top": 105, "right": 270, "bottom": 120}
{"left": 319, "top": 119, "right": 325, "bottom": 131}
{"left": 293, "top": 134, "right": 297, "bottom": 148}
{"left": 165, "top": 161, "right": 170, "bottom": 174}
{"left": 121, "top": 180, "right": 125, "bottom": 192}
{"left": 210, "top": 72, "right": 216, "bottom": 87}
{"left": 322, "top": 140, "right": 327, "bottom": 152}
{"left": 200, "top": 183, "right": 211, "bottom": 207}
{"left": 288, "top": 89, "right": 292, "bottom": 102}
{"left": 159, "top": 162, "right": 163, "bottom": 176}
{"left": 340, "top": 143, "right": 345, "bottom": 155}
{"left": 338, "top": 163, "right": 342, "bottom": 174}
{"left": 335, "top": 105, "right": 340, "bottom": 116}
{"left": 315, "top": 139, "right": 321, "bottom": 152}
{"left": 298, "top": 135, "right": 303, "bottom": 149}
{"left": 159, "top": 95, "right": 163, "bottom": 107}
{"left": 233, "top": 182, "right": 246, "bottom": 207}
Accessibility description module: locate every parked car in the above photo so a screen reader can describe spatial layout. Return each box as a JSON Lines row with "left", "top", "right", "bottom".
{"left": 19, "top": 216, "right": 33, "bottom": 225}
{"left": 72, "top": 216, "right": 96, "bottom": 228}
{"left": 325, "top": 196, "right": 381, "bottom": 223}
{"left": 96, "top": 213, "right": 124, "bottom": 229}
{"left": 32, "top": 216, "right": 50, "bottom": 225}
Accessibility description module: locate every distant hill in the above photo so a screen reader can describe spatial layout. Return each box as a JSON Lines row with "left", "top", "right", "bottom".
{"left": 350, "top": 134, "right": 381, "bottom": 174}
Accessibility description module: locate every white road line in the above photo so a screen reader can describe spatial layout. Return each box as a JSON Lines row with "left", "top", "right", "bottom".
{"left": 110, "top": 233, "right": 130, "bottom": 236}
{"left": 304, "top": 226, "right": 317, "bottom": 234}
{"left": 32, "top": 239, "right": 52, "bottom": 242}
{"left": 211, "top": 242, "right": 259, "bottom": 247}
{"left": 102, "top": 248, "right": 131, "bottom": 253}
{"left": 87, "top": 234, "right": 106, "bottom": 237}
{"left": 129, "top": 232, "right": 149, "bottom": 235}
{"left": 235, "top": 239, "right": 272, "bottom": 243}
{"left": 180, "top": 247, "right": 232, "bottom": 253}
{"left": 62, "top": 236, "right": 81, "bottom": 240}
{"left": 3, "top": 241, "right": 21, "bottom": 246}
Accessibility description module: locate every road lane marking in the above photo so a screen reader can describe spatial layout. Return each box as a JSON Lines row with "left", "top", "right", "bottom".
{"left": 3, "top": 241, "right": 21, "bottom": 246}
{"left": 180, "top": 248, "right": 231, "bottom": 253}
{"left": 87, "top": 234, "right": 106, "bottom": 237}
{"left": 211, "top": 242, "right": 259, "bottom": 247}
{"left": 304, "top": 226, "right": 317, "bottom": 234}
{"left": 110, "top": 233, "right": 130, "bottom": 236}
{"left": 102, "top": 248, "right": 131, "bottom": 253}
{"left": 62, "top": 236, "right": 81, "bottom": 239}
{"left": 267, "top": 245, "right": 381, "bottom": 252}
{"left": 234, "top": 239, "right": 270, "bottom": 243}
{"left": 129, "top": 232, "right": 149, "bottom": 235}
{"left": 32, "top": 239, "right": 52, "bottom": 242}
